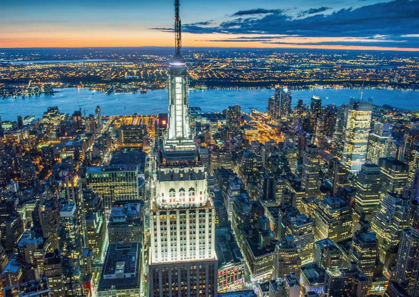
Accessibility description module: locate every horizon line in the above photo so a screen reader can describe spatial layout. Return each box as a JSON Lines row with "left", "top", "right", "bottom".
{"left": 1, "top": 45, "right": 419, "bottom": 53}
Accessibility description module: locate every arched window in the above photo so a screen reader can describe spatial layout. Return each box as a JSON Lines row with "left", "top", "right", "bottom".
{"left": 179, "top": 188, "right": 185, "bottom": 202}
{"left": 169, "top": 189, "right": 176, "bottom": 198}
{"left": 189, "top": 188, "right": 195, "bottom": 202}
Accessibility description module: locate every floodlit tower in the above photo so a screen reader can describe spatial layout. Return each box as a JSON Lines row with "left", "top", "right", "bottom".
{"left": 147, "top": 1, "right": 218, "bottom": 296}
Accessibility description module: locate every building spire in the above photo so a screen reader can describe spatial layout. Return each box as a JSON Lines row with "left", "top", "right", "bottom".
{"left": 174, "top": 0, "right": 182, "bottom": 57}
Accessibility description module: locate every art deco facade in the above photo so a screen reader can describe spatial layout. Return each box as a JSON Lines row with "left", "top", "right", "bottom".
{"left": 147, "top": 2, "right": 217, "bottom": 295}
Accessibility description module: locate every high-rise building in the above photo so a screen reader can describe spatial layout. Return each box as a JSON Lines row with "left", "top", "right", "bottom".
{"left": 273, "top": 236, "right": 301, "bottom": 280}
{"left": 371, "top": 193, "right": 411, "bottom": 264}
{"left": 314, "top": 238, "right": 342, "bottom": 270}
{"left": 17, "top": 116, "right": 24, "bottom": 129}
{"left": 86, "top": 165, "right": 139, "bottom": 211}
{"left": 58, "top": 203, "right": 82, "bottom": 296}
{"left": 285, "top": 273, "right": 301, "bottom": 297}
{"left": 354, "top": 163, "right": 382, "bottom": 223}
{"left": 315, "top": 104, "right": 337, "bottom": 145}
{"left": 147, "top": 2, "right": 218, "bottom": 296}
{"left": 269, "top": 86, "right": 293, "bottom": 121}
{"left": 108, "top": 200, "right": 142, "bottom": 244}
{"left": 281, "top": 207, "right": 314, "bottom": 262}
{"left": 3, "top": 277, "right": 51, "bottom": 297}
{"left": 342, "top": 98, "right": 373, "bottom": 173}
{"left": 95, "top": 105, "right": 102, "bottom": 132}
{"left": 225, "top": 105, "right": 241, "bottom": 132}
{"left": 301, "top": 144, "right": 320, "bottom": 198}
{"left": 379, "top": 157, "right": 409, "bottom": 198}
{"left": 40, "top": 198, "right": 60, "bottom": 250}
{"left": 392, "top": 228, "right": 419, "bottom": 297}
{"left": 97, "top": 243, "right": 141, "bottom": 297}
{"left": 410, "top": 169, "right": 419, "bottom": 204}
{"left": 408, "top": 142, "right": 419, "bottom": 185}
{"left": 310, "top": 96, "right": 322, "bottom": 120}
{"left": 350, "top": 231, "right": 378, "bottom": 279}
{"left": 313, "top": 197, "right": 352, "bottom": 242}
{"left": 330, "top": 158, "right": 349, "bottom": 197}
{"left": 384, "top": 282, "right": 409, "bottom": 297}
{"left": 366, "top": 122, "right": 394, "bottom": 165}
{"left": 331, "top": 104, "right": 348, "bottom": 158}
{"left": 215, "top": 227, "right": 245, "bottom": 293}
{"left": 0, "top": 115, "right": 4, "bottom": 137}
{"left": 118, "top": 125, "right": 148, "bottom": 146}
{"left": 81, "top": 189, "right": 107, "bottom": 264}
{"left": 43, "top": 251, "right": 65, "bottom": 297}
{"left": 324, "top": 262, "right": 369, "bottom": 297}
{"left": 279, "top": 87, "right": 292, "bottom": 120}
{"left": 323, "top": 104, "right": 338, "bottom": 138}
{"left": 300, "top": 263, "right": 326, "bottom": 295}
{"left": 310, "top": 95, "right": 322, "bottom": 133}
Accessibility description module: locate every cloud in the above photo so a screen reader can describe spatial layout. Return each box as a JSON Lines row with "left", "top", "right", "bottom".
{"left": 298, "top": 6, "right": 330, "bottom": 17}
{"left": 189, "top": 21, "right": 213, "bottom": 26}
{"left": 155, "top": 0, "right": 419, "bottom": 49}
{"left": 231, "top": 8, "right": 283, "bottom": 17}
{"left": 181, "top": 1, "right": 419, "bottom": 37}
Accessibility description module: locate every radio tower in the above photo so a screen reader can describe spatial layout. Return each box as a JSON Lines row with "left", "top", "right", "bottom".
{"left": 174, "top": 0, "right": 181, "bottom": 57}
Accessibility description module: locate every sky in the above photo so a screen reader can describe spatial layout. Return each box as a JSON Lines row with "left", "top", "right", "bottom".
{"left": 1, "top": 0, "right": 419, "bottom": 51}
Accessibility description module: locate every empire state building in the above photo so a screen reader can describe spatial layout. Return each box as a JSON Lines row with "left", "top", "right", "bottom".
{"left": 147, "top": 1, "right": 218, "bottom": 296}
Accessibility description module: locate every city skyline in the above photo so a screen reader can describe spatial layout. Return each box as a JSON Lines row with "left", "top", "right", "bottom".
{"left": 0, "top": 0, "right": 419, "bottom": 296}
{"left": 1, "top": 0, "right": 419, "bottom": 51}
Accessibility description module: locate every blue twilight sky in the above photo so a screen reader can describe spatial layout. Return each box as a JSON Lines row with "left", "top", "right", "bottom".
{"left": 1, "top": 0, "right": 419, "bottom": 50}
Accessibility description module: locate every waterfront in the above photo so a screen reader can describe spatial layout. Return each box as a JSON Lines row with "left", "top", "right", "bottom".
{"left": 0, "top": 87, "right": 418, "bottom": 121}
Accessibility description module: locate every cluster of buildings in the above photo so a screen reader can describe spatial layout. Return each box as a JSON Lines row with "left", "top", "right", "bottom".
{"left": 1, "top": 2, "right": 419, "bottom": 297}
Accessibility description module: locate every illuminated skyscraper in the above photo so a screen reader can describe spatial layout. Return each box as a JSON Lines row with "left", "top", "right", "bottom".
{"left": 371, "top": 193, "right": 411, "bottom": 264}
{"left": 310, "top": 95, "right": 322, "bottom": 133}
{"left": 226, "top": 105, "right": 242, "bottom": 132}
{"left": 279, "top": 87, "right": 292, "bottom": 120}
{"left": 312, "top": 197, "right": 352, "bottom": 243}
{"left": 342, "top": 98, "right": 373, "bottom": 173}
{"left": 366, "top": 122, "right": 394, "bottom": 165}
{"left": 315, "top": 104, "right": 337, "bottom": 145}
{"left": 0, "top": 115, "right": 3, "bottom": 137}
{"left": 379, "top": 157, "right": 409, "bottom": 198}
{"left": 147, "top": 1, "right": 218, "bottom": 296}
{"left": 410, "top": 170, "right": 419, "bottom": 204}
{"left": 350, "top": 231, "right": 378, "bottom": 279}
{"left": 95, "top": 105, "right": 102, "bottom": 131}
{"left": 86, "top": 165, "right": 139, "bottom": 211}
{"left": 354, "top": 163, "right": 382, "bottom": 223}
{"left": 331, "top": 104, "right": 348, "bottom": 158}
{"left": 330, "top": 158, "right": 349, "bottom": 197}
{"left": 314, "top": 238, "right": 342, "bottom": 270}
{"left": 58, "top": 203, "right": 82, "bottom": 296}
{"left": 393, "top": 228, "right": 419, "bottom": 296}
{"left": 301, "top": 144, "right": 320, "bottom": 198}
{"left": 408, "top": 143, "right": 419, "bottom": 185}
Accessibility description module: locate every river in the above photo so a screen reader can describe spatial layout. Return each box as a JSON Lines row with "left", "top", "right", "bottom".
{"left": 0, "top": 87, "right": 418, "bottom": 121}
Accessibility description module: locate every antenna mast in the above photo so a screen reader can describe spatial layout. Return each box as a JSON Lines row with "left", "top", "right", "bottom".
{"left": 174, "top": 0, "right": 181, "bottom": 57}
